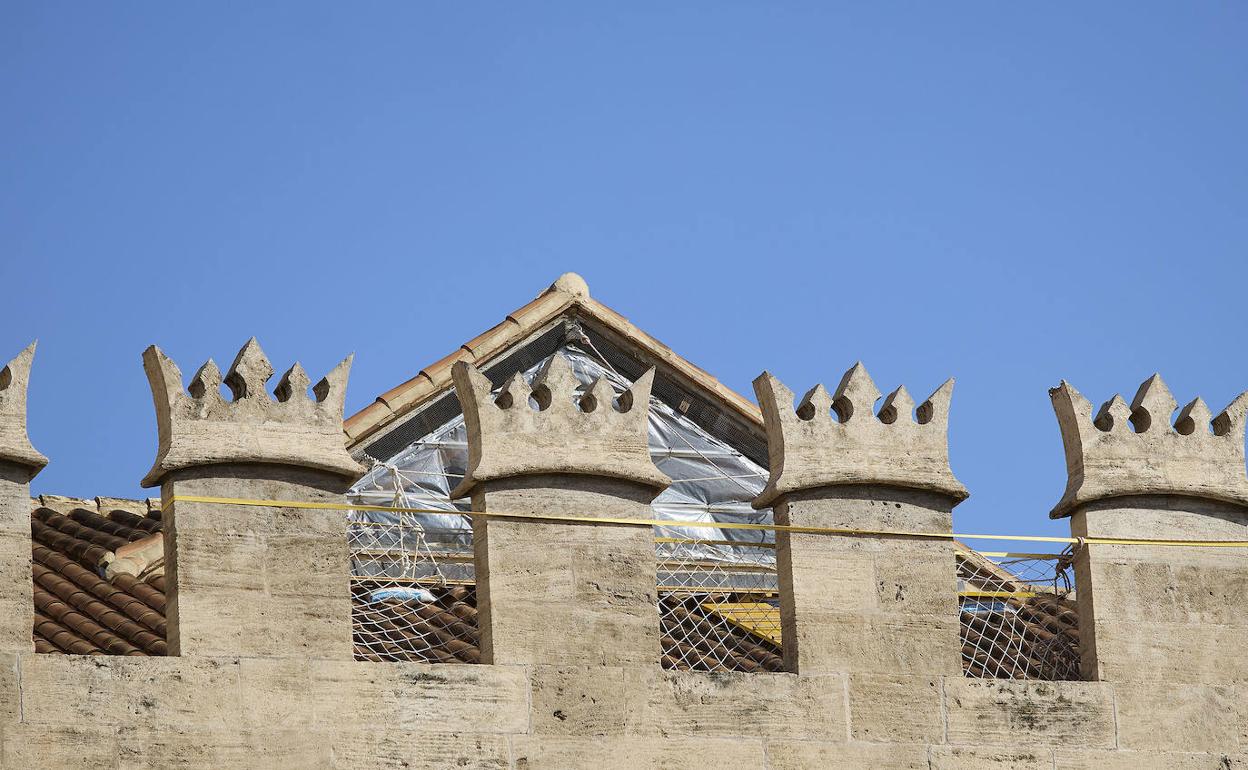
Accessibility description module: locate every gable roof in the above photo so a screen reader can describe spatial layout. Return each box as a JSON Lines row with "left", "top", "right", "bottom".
{"left": 343, "top": 273, "right": 767, "bottom": 465}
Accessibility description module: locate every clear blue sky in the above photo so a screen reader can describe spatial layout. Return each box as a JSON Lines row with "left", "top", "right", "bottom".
{"left": 3, "top": 4, "right": 1246, "bottom": 548}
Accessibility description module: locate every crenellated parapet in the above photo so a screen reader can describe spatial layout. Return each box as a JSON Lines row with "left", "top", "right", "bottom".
{"left": 0, "top": 342, "right": 47, "bottom": 479}
{"left": 141, "top": 337, "right": 363, "bottom": 487}
{"left": 753, "top": 362, "right": 966, "bottom": 508}
{"left": 1050, "top": 374, "right": 1248, "bottom": 518}
{"left": 450, "top": 354, "right": 669, "bottom": 498}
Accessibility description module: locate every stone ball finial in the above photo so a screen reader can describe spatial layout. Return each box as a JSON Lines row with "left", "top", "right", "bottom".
{"left": 549, "top": 272, "right": 590, "bottom": 300}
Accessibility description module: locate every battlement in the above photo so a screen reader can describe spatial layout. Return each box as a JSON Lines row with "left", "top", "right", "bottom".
{"left": 1049, "top": 374, "right": 1248, "bottom": 517}
{"left": 141, "top": 338, "right": 363, "bottom": 487}
{"left": 450, "top": 354, "right": 669, "bottom": 497}
{"left": 752, "top": 362, "right": 966, "bottom": 507}
{"left": 0, "top": 342, "right": 47, "bottom": 478}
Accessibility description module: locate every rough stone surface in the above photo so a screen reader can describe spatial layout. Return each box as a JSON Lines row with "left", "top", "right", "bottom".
{"left": 848, "top": 673, "right": 943, "bottom": 744}
{"left": 451, "top": 356, "right": 669, "bottom": 497}
{"left": 752, "top": 364, "right": 966, "bottom": 507}
{"left": 0, "top": 466, "right": 32, "bottom": 653}
{"left": 162, "top": 466, "right": 354, "bottom": 658}
{"left": 472, "top": 476, "right": 661, "bottom": 667}
{"left": 142, "top": 338, "right": 363, "bottom": 487}
{"left": 1068, "top": 498, "right": 1248, "bottom": 682}
{"left": 1113, "top": 681, "right": 1248, "bottom": 751}
{"left": 774, "top": 487, "right": 961, "bottom": 676}
{"left": 766, "top": 741, "right": 929, "bottom": 769}
{"left": 0, "top": 342, "right": 47, "bottom": 477}
{"left": 943, "top": 680, "right": 1116, "bottom": 749}
{"left": 929, "top": 746, "right": 1054, "bottom": 769}
{"left": 1049, "top": 375, "right": 1248, "bottom": 517}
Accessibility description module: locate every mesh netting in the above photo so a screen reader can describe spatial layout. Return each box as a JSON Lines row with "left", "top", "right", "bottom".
{"left": 957, "top": 548, "right": 1080, "bottom": 680}
{"left": 348, "top": 512, "right": 479, "bottom": 663}
{"left": 655, "top": 526, "right": 784, "bottom": 673}
{"left": 348, "top": 512, "right": 1080, "bottom": 680}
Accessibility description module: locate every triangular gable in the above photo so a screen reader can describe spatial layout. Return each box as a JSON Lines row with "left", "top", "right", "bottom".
{"left": 343, "top": 273, "right": 766, "bottom": 468}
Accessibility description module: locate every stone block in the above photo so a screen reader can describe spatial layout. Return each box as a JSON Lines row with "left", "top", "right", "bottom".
{"left": 929, "top": 746, "right": 1054, "bottom": 769}
{"left": 943, "top": 679, "right": 1115, "bottom": 749}
{"left": 0, "top": 725, "right": 120, "bottom": 769}
{"left": 634, "top": 670, "right": 846, "bottom": 740}
{"left": 328, "top": 730, "right": 512, "bottom": 769}
{"left": 847, "top": 673, "right": 943, "bottom": 744}
{"left": 765, "top": 741, "right": 929, "bottom": 769}
{"left": 115, "top": 727, "right": 332, "bottom": 769}
{"left": 18, "top": 655, "right": 242, "bottom": 730}
{"left": 238, "top": 658, "right": 530, "bottom": 734}
{"left": 529, "top": 666, "right": 633, "bottom": 736}
{"left": 1090, "top": 622, "right": 1248, "bottom": 684}
{"left": 788, "top": 612, "right": 961, "bottom": 677}
{"left": 1113, "top": 682, "right": 1247, "bottom": 752}
{"left": 510, "top": 736, "right": 764, "bottom": 770}
{"left": 0, "top": 655, "right": 20, "bottom": 726}
{"left": 1056, "top": 750, "right": 1248, "bottom": 769}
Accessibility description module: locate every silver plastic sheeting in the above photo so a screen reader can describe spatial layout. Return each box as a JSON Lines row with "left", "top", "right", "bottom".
{"left": 348, "top": 344, "right": 775, "bottom": 573}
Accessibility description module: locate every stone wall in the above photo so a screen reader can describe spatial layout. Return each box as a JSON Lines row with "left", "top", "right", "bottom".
{"left": 1, "top": 343, "right": 1246, "bottom": 768}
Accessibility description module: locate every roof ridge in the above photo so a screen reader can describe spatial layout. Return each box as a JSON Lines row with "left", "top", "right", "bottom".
{"left": 343, "top": 272, "right": 762, "bottom": 448}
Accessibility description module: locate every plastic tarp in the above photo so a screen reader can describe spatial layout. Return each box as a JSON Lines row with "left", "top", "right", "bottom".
{"left": 348, "top": 344, "right": 774, "bottom": 574}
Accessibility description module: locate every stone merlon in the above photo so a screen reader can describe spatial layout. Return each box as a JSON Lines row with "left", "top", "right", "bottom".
{"left": 752, "top": 362, "right": 967, "bottom": 508}
{"left": 450, "top": 354, "right": 670, "bottom": 498}
{"left": 1049, "top": 374, "right": 1248, "bottom": 518}
{"left": 0, "top": 341, "right": 48, "bottom": 479}
{"left": 141, "top": 337, "right": 364, "bottom": 487}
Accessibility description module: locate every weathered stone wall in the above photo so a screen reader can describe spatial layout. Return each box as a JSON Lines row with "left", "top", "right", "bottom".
{"left": 2, "top": 345, "right": 1247, "bottom": 767}
{"left": 0, "top": 654, "right": 1245, "bottom": 768}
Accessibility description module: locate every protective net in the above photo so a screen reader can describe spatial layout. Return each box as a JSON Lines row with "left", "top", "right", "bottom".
{"left": 655, "top": 526, "right": 784, "bottom": 673}
{"left": 348, "top": 511, "right": 479, "bottom": 663}
{"left": 957, "top": 547, "right": 1080, "bottom": 680}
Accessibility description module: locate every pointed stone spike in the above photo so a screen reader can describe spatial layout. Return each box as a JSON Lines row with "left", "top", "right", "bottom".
{"left": 0, "top": 341, "right": 36, "bottom": 392}
{"left": 752, "top": 372, "right": 798, "bottom": 427}
{"left": 224, "top": 338, "right": 275, "bottom": 401}
{"left": 620, "top": 367, "right": 655, "bottom": 413}
{"left": 796, "top": 384, "right": 833, "bottom": 422}
{"left": 532, "top": 354, "right": 581, "bottom": 408}
{"left": 188, "top": 360, "right": 223, "bottom": 401}
{"left": 583, "top": 377, "right": 616, "bottom": 413}
{"left": 0, "top": 341, "right": 47, "bottom": 475}
{"left": 496, "top": 371, "right": 531, "bottom": 409}
{"left": 1174, "top": 397, "right": 1213, "bottom": 437}
{"left": 143, "top": 344, "right": 185, "bottom": 411}
{"left": 916, "top": 379, "right": 954, "bottom": 427}
{"left": 832, "top": 362, "right": 882, "bottom": 423}
{"left": 274, "top": 363, "right": 312, "bottom": 403}
{"left": 1093, "top": 395, "right": 1132, "bottom": 433}
{"left": 1212, "top": 391, "right": 1248, "bottom": 438}
{"left": 312, "top": 354, "right": 353, "bottom": 412}
{"left": 452, "top": 360, "right": 494, "bottom": 412}
{"left": 878, "top": 385, "right": 915, "bottom": 425}
{"left": 1130, "top": 374, "right": 1178, "bottom": 433}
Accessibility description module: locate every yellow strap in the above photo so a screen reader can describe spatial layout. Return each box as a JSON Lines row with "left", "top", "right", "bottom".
{"left": 161, "top": 495, "right": 1248, "bottom": 549}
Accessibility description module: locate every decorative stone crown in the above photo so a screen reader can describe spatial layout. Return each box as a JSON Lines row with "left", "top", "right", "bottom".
{"left": 450, "top": 355, "right": 669, "bottom": 498}
{"left": 752, "top": 363, "right": 967, "bottom": 507}
{"left": 142, "top": 338, "right": 364, "bottom": 487}
{"left": 1049, "top": 374, "right": 1248, "bottom": 518}
{"left": 0, "top": 341, "right": 48, "bottom": 478}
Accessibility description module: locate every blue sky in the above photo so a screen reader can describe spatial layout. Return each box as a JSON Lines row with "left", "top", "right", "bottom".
{"left": 3, "top": 4, "right": 1246, "bottom": 548}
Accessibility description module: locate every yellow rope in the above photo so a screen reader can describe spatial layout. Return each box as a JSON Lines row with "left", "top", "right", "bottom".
{"left": 162, "top": 495, "right": 1248, "bottom": 549}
